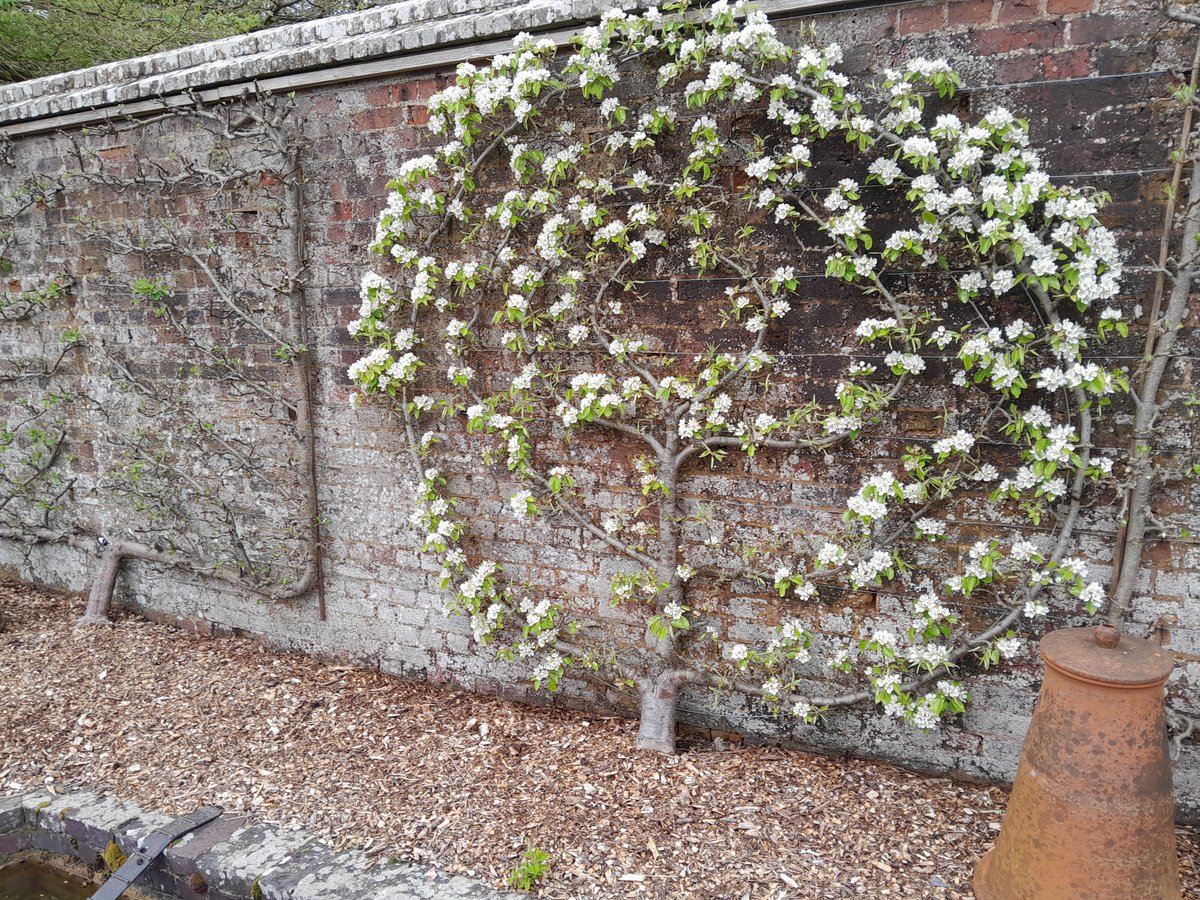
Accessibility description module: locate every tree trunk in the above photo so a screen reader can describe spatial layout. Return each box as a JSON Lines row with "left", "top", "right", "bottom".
{"left": 1110, "top": 141, "right": 1200, "bottom": 620}
{"left": 635, "top": 672, "right": 681, "bottom": 753}
{"left": 75, "top": 547, "right": 121, "bottom": 626}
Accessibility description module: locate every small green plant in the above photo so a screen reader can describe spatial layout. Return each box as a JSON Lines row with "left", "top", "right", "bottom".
{"left": 506, "top": 842, "right": 551, "bottom": 892}
{"left": 130, "top": 277, "right": 170, "bottom": 316}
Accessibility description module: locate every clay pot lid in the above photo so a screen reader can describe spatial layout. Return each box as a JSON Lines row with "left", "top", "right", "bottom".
{"left": 1040, "top": 625, "right": 1175, "bottom": 687}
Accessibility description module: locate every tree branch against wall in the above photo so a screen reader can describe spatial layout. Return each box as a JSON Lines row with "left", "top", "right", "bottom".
{"left": 1107, "top": 12, "right": 1200, "bottom": 755}
{"left": 351, "top": 1, "right": 1185, "bottom": 752}
{"left": 0, "top": 165, "right": 79, "bottom": 545}
{"left": 1, "top": 93, "right": 328, "bottom": 624}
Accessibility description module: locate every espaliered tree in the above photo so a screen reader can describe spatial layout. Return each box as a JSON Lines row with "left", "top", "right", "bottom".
{"left": 0, "top": 171, "right": 78, "bottom": 544}
{"left": 1, "top": 96, "right": 327, "bottom": 624}
{"left": 351, "top": 1, "right": 1132, "bottom": 752}
{"left": 69, "top": 96, "right": 328, "bottom": 621}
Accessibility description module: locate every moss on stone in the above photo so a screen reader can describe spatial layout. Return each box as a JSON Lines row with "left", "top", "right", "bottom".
{"left": 103, "top": 839, "right": 127, "bottom": 873}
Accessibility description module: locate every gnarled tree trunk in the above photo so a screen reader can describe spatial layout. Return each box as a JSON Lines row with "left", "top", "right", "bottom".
{"left": 636, "top": 671, "right": 683, "bottom": 753}
{"left": 75, "top": 546, "right": 121, "bottom": 626}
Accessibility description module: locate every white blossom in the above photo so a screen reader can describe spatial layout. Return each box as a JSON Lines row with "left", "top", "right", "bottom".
{"left": 995, "top": 636, "right": 1022, "bottom": 659}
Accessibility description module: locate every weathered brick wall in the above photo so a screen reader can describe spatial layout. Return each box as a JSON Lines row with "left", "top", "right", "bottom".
{"left": 2, "top": 0, "right": 1198, "bottom": 816}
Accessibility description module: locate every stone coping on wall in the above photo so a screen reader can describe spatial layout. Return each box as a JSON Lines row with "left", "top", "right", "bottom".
{"left": 0, "top": 0, "right": 853, "bottom": 135}
{"left": 0, "top": 789, "right": 516, "bottom": 899}
{"left": 0, "top": 0, "right": 633, "bottom": 131}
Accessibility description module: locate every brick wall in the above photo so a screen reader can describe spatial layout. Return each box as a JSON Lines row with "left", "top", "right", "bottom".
{"left": 1, "top": 0, "right": 1197, "bottom": 816}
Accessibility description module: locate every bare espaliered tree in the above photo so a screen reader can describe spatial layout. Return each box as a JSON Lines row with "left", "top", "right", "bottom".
{"left": 1, "top": 95, "right": 327, "bottom": 624}
{"left": 0, "top": 165, "right": 79, "bottom": 561}
{"left": 1106, "top": 9, "right": 1200, "bottom": 756}
{"left": 350, "top": 3, "right": 1196, "bottom": 752}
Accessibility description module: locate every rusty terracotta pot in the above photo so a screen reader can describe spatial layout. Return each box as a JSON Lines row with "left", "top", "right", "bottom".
{"left": 974, "top": 624, "right": 1180, "bottom": 900}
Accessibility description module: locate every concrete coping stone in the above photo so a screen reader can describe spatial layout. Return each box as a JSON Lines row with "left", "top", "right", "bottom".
{"left": 0, "top": 789, "right": 518, "bottom": 899}
{"left": 0, "top": 0, "right": 645, "bottom": 126}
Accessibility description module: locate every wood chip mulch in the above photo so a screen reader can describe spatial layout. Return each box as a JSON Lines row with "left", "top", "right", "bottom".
{"left": 1, "top": 582, "right": 1196, "bottom": 899}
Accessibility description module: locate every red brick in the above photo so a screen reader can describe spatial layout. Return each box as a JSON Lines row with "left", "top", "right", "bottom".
{"left": 899, "top": 3, "right": 946, "bottom": 34}
{"left": 976, "top": 21, "right": 1063, "bottom": 54}
{"left": 1046, "top": 0, "right": 1091, "bottom": 14}
{"left": 406, "top": 105, "right": 430, "bottom": 126}
{"left": 1146, "top": 542, "right": 1176, "bottom": 568}
{"left": 396, "top": 78, "right": 443, "bottom": 101}
{"left": 998, "top": 0, "right": 1042, "bottom": 23}
{"left": 326, "top": 222, "right": 373, "bottom": 244}
{"left": 97, "top": 144, "right": 132, "bottom": 161}
{"left": 1043, "top": 48, "right": 1092, "bottom": 78}
{"left": 949, "top": 0, "right": 996, "bottom": 26}
{"left": 351, "top": 106, "right": 406, "bottom": 131}
{"left": 364, "top": 84, "right": 400, "bottom": 106}
{"left": 331, "top": 201, "right": 353, "bottom": 222}
{"left": 327, "top": 224, "right": 353, "bottom": 244}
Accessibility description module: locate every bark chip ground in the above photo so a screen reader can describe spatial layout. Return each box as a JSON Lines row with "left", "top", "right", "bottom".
{"left": 1, "top": 583, "right": 1196, "bottom": 898}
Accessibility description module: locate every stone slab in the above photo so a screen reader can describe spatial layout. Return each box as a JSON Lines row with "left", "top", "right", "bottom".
{"left": 0, "top": 790, "right": 515, "bottom": 898}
